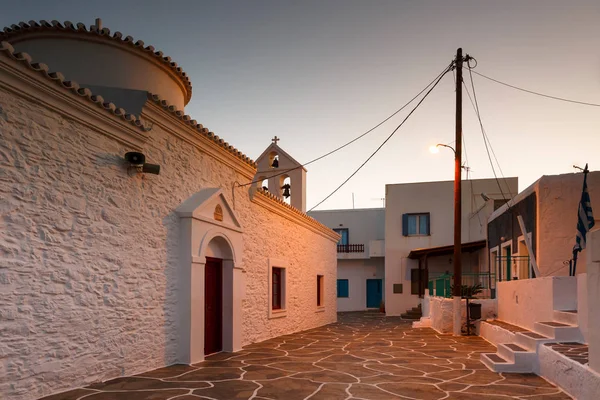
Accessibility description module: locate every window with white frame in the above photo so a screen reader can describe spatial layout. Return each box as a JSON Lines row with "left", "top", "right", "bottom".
{"left": 317, "top": 275, "right": 325, "bottom": 307}
{"left": 268, "top": 258, "right": 287, "bottom": 318}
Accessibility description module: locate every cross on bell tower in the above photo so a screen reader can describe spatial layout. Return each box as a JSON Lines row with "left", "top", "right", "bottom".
{"left": 253, "top": 137, "right": 307, "bottom": 212}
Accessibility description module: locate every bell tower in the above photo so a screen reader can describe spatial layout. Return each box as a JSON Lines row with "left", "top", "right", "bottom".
{"left": 254, "top": 137, "right": 307, "bottom": 212}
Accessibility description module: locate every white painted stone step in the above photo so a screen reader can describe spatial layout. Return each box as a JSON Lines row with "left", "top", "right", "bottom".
{"left": 553, "top": 310, "right": 578, "bottom": 325}
{"left": 497, "top": 343, "right": 537, "bottom": 364}
{"left": 533, "top": 321, "right": 583, "bottom": 342}
{"left": 515, "top": 331, "right": 555, "bottom": 351}
{"left": 480, "top": 352, "right": 535, "bottom": 373}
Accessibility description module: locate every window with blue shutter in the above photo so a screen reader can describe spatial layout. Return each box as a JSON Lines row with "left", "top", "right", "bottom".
{"left": 402, "top": 213, "right": 430, "bottom": 236}
{"left": 337, "top": 279, "right": 349, "bottom": 298}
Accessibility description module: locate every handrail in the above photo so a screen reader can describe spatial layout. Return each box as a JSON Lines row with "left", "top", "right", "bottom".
{"left": 337, "top": 244, "right": 364, "bottom": 253}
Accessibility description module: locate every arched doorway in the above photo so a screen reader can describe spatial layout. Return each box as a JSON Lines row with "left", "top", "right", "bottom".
{"left": 175, "top": 188, "right": 244, "bottom": 364}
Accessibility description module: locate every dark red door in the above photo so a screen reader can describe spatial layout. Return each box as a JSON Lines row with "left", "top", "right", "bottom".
{"left": 204, "top": 257, "right": 223, "bottom": 355}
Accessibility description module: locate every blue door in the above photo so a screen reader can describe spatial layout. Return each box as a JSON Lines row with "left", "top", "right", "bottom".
{"left": 366, "top": 279, "right": 382, "bottom": 308}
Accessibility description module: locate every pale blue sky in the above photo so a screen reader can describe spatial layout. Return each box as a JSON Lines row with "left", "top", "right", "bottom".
{"left": 2, "top": 0, "right": 599, "bottom": 210}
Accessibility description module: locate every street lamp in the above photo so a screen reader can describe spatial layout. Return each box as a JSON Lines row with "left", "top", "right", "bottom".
{"left": 430, "top": 141, "right": 463, "bottom": 336}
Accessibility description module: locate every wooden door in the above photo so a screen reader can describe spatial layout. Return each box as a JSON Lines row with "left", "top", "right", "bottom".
{"left": 366, "top": 279, "right": 382, "bottom": 308}
{"left": 204, "top": 257, "right": 223, "bottom": 355}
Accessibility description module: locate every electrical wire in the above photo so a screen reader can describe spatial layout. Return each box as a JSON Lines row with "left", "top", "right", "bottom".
{"left": 237, "top": 62, "right": 455, "bottom": 188}
{"left": 463, "top": 59, "right": 513, "bottom": 203}
{"left": 466, "top": 68, "right": 600, "bottom": 108}
{"left": 308, "top": 64, "right": 453, "bottom": 212}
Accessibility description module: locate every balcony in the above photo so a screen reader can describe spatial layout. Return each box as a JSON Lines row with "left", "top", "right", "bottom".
{"left": 336, "top": 244, "right": 366, "bottom": 259}
{"left": 337, "top": 244, "right": 364, "bottom": 253}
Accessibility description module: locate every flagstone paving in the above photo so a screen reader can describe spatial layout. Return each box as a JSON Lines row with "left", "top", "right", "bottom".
{"left": 40, "top": 312, "right": 572, "bottom": 399}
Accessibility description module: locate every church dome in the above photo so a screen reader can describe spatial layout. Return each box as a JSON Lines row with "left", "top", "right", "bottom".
{"left": 0, "top": 19, "right": 192, "bottom": 111}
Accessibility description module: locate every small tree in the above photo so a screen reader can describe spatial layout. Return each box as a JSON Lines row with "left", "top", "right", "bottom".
{"left": 450, "top": 283, "right": 483, "bottom": 299}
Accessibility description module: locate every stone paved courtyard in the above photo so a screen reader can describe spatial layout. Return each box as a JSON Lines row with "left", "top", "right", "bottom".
{"left": 40, "top": 312, "right": 571, "bottom": 400}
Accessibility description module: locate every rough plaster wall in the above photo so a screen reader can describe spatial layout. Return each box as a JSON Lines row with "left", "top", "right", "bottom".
{"left": 241, "top": 206, "right": 337, "bottom": 345}
{"left": 0, "top": 86, "right": 336, "bottom": 400}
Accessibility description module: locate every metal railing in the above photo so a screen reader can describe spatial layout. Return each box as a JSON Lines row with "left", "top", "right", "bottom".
{"left": 428, "top": 272, "right": 497, "bottom": 298}
{"left": 337, "top": 244, "right": 364, "bottom": 253}
{"left": 495, "top": 255, "right": 532, "bottom": 281}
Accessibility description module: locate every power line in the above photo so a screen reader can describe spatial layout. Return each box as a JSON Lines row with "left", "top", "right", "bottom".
{"left": 308, "top": 64, "right": 452, "bottom": 212}
{"left": 466, "top": 68, "right": 600, "bottom": 108}
{"left": 463, "top": 58, "right": 512, "bottom": 203}
{"left": 463, "top": 78, "right": 513, "bottom": 198}
{"left": 238, "top": 63, "right": 454, "bottom": 188}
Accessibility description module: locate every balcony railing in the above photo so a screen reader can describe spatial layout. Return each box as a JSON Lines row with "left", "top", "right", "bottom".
{"left": 428, "top": 272, "right": 497, "bottom": 298}
{"left": 495, "top": 256, "right": 532, "bottom": 281}
{"left": 337, "top": 244, "right": 364, "bottom": 253}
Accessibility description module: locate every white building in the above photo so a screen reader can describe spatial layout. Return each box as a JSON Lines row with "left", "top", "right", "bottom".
{"left": 488, "top": 171, "right": 600, "bottom": 279}
{"left": 384, "top": 177, "right": 518, "bottom": 316}
{"left": 0, "top": 20, "right": 338, "bottom": 400}
{"left": 308, "top": 208, "right": 385, "bottom": 312}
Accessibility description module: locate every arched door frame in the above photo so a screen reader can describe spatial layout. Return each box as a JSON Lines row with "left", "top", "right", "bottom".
{"left": 176, "top": 188, "right": 244, "bottom": 364}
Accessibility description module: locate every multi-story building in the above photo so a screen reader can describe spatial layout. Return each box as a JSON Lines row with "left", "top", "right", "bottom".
{"left": 308, "top": 208, "right": 385, "bottom": 311}
{"left": 384, "top": 178, "right": 518, "bottom": 316}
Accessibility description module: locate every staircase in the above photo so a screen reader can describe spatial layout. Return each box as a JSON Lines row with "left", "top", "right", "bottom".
{"left": 401, "top": 304, "right": 422, "bottom": 320}
{"left": 481, "top": 310, "right": 583, "bottom": 373}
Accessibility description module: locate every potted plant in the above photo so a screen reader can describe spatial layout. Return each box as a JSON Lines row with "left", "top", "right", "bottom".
{"left": 379, "top": 300, "right": 385, "bottom": 313}
{"left": 450, "top": 283, "right": 484, "bottom": 335}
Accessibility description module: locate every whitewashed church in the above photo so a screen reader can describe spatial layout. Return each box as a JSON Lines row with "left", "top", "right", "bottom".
{"left": 0, "top": 19, "right": 338, "bottom": 400}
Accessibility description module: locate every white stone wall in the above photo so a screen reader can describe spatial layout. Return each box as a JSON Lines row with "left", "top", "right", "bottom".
{"left": 497, "top": 276, "right": 577, "bottom": 331}
{"left": 429, "top": 297, "right": 497, "bottom": 334}
{"left": 0, "top": 79, "right": 336, "bottom": 399}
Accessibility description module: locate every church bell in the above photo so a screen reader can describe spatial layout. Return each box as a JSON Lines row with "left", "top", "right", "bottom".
{"left": 271, "top": 157, "right": 279, "bottom": 168}
{"left": 281, "top": 184, "right": 291, "bottom": 198}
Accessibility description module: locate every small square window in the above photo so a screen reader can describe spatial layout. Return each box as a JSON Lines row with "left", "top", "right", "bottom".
{"left": 402, "top": 213, "right": 430, "bottom": 236}
{"left": 317, "top": 275, "right": 325, "bottom": 307}
{"left": 337, "top": 279, "right": 349, "bottom": 298}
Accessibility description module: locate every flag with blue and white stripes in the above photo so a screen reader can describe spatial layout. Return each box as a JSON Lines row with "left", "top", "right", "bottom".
{"left": 575, "top": 166, "right": 595, "bottom": 251}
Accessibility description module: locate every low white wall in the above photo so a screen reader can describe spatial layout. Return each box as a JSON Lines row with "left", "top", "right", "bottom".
{"left": 429, "top": 297, "right": 497, "bottom": 334}
{"left": 587, "top": 230, "right": 600, "bottom": 374}
{"left": 539, "top": 344, "right": 600, "bottom": 400}
{"left": 497, "top": 276, "right": 577, "bottom": 331}
{"left": 578, "top": 273, "right": 589, "bottom": 343}
{"left": 422, "top": 294, "right": 431, "bottom": 318}
{"left": 480, "top": 321, "right": 516, "bottom": 346}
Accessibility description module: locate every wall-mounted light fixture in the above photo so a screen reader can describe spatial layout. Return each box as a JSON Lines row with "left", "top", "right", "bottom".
{"left": 124, "top": 152, "right": 160, "bottom": 175}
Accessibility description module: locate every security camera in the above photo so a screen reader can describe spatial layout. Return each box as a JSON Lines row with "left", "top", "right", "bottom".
{"left": 124, "top": 152, "right": 160, "bottom": 175}
{"left": 125, "top": 152, "right": 145, "bottom": 166}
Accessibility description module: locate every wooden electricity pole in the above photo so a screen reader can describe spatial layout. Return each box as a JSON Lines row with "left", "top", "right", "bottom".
{"left": 453, "top": 48, "right": 463, "bottom": 336}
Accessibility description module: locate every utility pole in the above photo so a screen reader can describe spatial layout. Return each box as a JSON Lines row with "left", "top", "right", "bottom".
{"left": 453, "top": 48, "right": 463, "bottom": 336}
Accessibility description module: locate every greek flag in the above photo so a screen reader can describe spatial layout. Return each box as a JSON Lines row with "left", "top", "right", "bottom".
{"left": 575, "top": 167, "right": 594, "bottom": 251}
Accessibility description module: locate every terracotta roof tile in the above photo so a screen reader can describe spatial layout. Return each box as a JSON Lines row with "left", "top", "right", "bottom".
{"left": 0, "top": 40, "right": 146, "bottom": 131}
{"left": 0, "top": 20, "right": 193, "bottom": 105}
{"left": 145, "top": 93, "right": 256, "bottom": 167}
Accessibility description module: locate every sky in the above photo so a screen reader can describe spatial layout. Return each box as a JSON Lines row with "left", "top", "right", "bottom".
{"left": 1, "top": 0, "right": 599, "bottom": 210}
